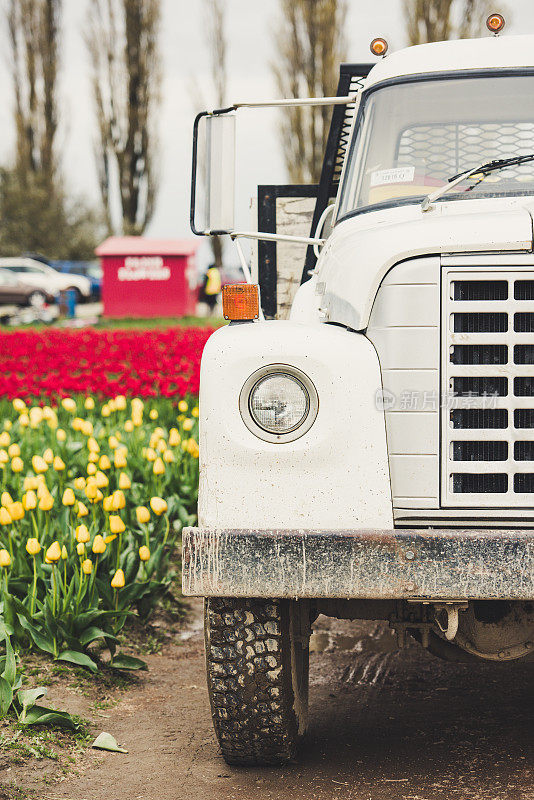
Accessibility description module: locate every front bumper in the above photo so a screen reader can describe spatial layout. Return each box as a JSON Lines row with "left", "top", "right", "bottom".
{"left": 182, "top": 528, "right": 534, "bottom": 600}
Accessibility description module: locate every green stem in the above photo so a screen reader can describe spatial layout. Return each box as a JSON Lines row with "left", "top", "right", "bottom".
{"left": 30, "top": 557, "right": 37, "bottom": 615}
{"left": 162, "top": 515, "right": 170, "bottom": 546}
{"left": 51, "top": 566, "right": 57, "bottom": 617}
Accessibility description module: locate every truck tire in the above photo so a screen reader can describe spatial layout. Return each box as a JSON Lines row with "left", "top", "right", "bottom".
{"left": 205, "top": 597, "right": 310, "bottom": 766}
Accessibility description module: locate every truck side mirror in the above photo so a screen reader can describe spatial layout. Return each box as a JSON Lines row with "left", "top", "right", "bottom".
{"left": 191, "top": 111, "right": 236, "bottom": 235}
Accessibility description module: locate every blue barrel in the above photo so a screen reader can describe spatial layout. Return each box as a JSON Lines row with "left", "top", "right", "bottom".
{"left": 66, "top": 288, "right": 77, "bottom": 318}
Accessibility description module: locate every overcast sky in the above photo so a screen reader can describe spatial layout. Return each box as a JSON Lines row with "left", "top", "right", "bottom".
{"left": 0, "top": 0, "right": 532, "bottom": 245}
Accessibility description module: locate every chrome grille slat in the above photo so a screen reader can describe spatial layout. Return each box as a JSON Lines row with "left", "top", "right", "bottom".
{"left": 442, "top": 266, "right": 534, "bottom": 506}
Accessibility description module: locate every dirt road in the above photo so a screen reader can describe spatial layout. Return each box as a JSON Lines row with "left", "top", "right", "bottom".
{"left": 9, "top": 600, "right": 534, "bottom": 800}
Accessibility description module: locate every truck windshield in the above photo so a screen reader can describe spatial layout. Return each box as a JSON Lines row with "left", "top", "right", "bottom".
{"left": 337, "top": 74, "right": 534, "bottom": 219}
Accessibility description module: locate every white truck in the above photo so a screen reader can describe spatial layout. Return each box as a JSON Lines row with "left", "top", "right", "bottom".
{"left": 184, "top": 20, "right": 534, "bottom": 766}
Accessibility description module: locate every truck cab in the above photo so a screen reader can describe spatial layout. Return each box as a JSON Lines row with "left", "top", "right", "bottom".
{"left": 184, "top": 29, "right": 534, "bottom": 766}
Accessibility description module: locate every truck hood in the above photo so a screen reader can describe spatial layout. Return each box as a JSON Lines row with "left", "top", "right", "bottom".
{"left": 315, "top": 196, "right": 534, "bottom": 331}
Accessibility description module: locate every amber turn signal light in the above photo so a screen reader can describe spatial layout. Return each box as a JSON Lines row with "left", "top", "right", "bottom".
{"left": 222, "top": 283, "right": 260, "bottom": 321}
{"left": 370, "top": 37, "right": 388, "bottom": 57}
{"left": 486, "top": 13, "right": 505, "bottom": 33}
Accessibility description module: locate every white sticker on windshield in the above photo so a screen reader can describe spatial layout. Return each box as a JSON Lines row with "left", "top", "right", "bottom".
{"left": 370, "top": 166, "right": 415, "bottom": 187}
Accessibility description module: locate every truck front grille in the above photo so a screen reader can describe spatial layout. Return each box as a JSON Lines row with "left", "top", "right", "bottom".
{"left": 442, "top": 267, "right": 534, "bottom": 506}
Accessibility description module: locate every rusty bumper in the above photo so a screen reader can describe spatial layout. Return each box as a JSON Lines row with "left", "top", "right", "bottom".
{"left": 182, "top": 527, "right": 534, "bottom": 600}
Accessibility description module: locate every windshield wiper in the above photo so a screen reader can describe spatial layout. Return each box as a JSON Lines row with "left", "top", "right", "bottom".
{"left": 421, "top": 153, "right": 534, "bottom": 212}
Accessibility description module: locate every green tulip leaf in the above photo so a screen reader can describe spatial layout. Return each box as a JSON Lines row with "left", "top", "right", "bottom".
{"left": 22, "top": 705, "right": 80, "bottom": 730}
{"left": 111, "top": 654, "right": 147, "bottom": 671}
{"left": 57, "top": 650, "right": 98, "bottom": 673}
{"left": 17, "top": 687, "right": 48, "bottom": 721}
{"left": 92, "top": 731, "right": 128, "bottom": 753}
{"left": 79, "top": 627, "right": 117, "bottom": 647}
{"left": 0, "top": 676, "right": 13, "bottom": 718}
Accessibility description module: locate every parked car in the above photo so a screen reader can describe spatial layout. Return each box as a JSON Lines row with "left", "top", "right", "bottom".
{"left": 0, "top": 269, "right": 55, "bottom": 307}
{"left": 54, "top": 261, "right": 102, "bottom": 301}
{"left": 0, "top": 258, "right": 91, "bottom": 301}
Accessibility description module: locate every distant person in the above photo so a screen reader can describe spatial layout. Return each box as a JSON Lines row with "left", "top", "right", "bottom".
{"left": 200, "top": 264, "right": 222, "bottom": 315}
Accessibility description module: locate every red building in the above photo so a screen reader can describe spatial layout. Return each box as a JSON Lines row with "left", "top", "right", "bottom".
{"left": 96, "top": 237, "right": 199, "bottom": 318}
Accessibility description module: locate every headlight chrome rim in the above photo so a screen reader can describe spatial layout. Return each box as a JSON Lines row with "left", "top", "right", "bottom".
{"left": 239, "top": 364, "right": 319, "bottom": 443}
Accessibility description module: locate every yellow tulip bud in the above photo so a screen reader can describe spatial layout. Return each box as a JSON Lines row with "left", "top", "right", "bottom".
{"left": 77, "top": 501, "right": 89, "bottom": 517}
{"left": 23, "top": 476, "right": 38, "bottom": 491}
{"left": 56, "top": 428, "right": 67, "bottom": 442}
{"left": 8, "top": 443, "right": 20, "bottom": 457}
{"left": 87, "top": 437, "right": 99, "bottom": 453}
{"left": 81, "top": 420, "right": 93, "bottom": 437}
{"left": 38, "top": 494, "right": 54, "bottom": 512}
{"left": 43, "top": 448, "right": 54, "bottom": 464}
{"left": 85, "top": 478, "right": 98, "bottom": 500}
{"left": 183, "top": 418, "right": 194, "bottom": 432}
{"left": 114, "top": 450, "right": 127, "bottom": 469}
{"left": 132, "top": 411, "right": 143, "bottom": 427}
{"left": 0, "top": 450, "right": 8, "bottom": 464}
{"left": 98, "top": 455, "right": 111, "bottom": 471}
{"left": 164, "top": 449, "right": 175, "bottom": 463}
{"left": 0, "top": 432, "right": 9, "bottom": 447}
{"left": 26, "top": 538, "right": 41, "bottom": 556}
{"left": 156, "top": 439, "right": 167, "bottom": 453}
{"left": 153, "top": 457, "right": 165, "bottom": 476}
{"left": 61, "top": 545, "right": 68, "bottom": 560}
{"left": 62, "top": 397, "right": 77, "bottom": 413}
{"left": 88, "top": 451, "right": 99, "bottom": 463}
{"left": 32, "top": 455, "right": 48, "bottom": 474}
{"left": 115, "top": 395, "right": 127, "bottom": 411}
{"left": 75, "top": 524, "right": 90, "bottom": 544}
{"left": 136, "top": 506, "right": 150, "bottom": 524}
{"left": 139, "top": 545, "right": 150, "bottom": 562}
{"left": 95, "top": 489, "right": 104, "bottom": 503}
{"left": 3, "top": 420, "right": 12, "bottom": 431}
{"left": 101, "top": 405, "right": 111, "bottom": 417}
{"left": 29, "top": 406, "right": 43, "bottom": 426}
{"left": 178, "top": 400, "right": 188, "bottom": 413}
{"left": 0, "top": 507, "right": 12, "bottom": 525}
{"left": 1, "top": 492, "right": 13, "bottom": 507}
{"left": 19, "top": 414, "right": 29, "bottom": 427}
{"left": 112, "top": 490, "right": 125, "bottom": 510}
{"left": 149, "top": 409, "right": 158, "bottom": 420}
{"left": 118, "top": 472, "right": 131, "bottom": 490}
{"left": 132, "top": 397, "right": 143, "bottom": 411}
{"left": 53, "top": 456, "right": 65, "bottom": 471}
{"left": 92, "top": 534, "right": 106, "bottom": 554}
{"left": 13, "top": 398, "right": 26, "bottom": 412}
{"left": 111, "top": 569, "right": 125, "bottom": 589}
{"left": 74, "top": 476, "right": 86, "bottom": 491}
{"left": 62, "top": 488, "right": 76, "bottom": 506}
{"left": 87, "top": 463, "right": 97, "bottom": 476}
{"left": 103, "top": 495, "right": 113, "bottom": 512}
{"left": 109, "top": 515, "right": 125, "bottom": 534}
{"left": 23, "top": 491, "right": 37, "bottom": 510}
{"left": 145, "top": 448, "right": 157, "bottom": 462}
{"left": 95, "top": 470, "right": 109, "bottom": 488}
{"left": 45, "top": 541, "right": 62, "bottom": 563}
{"left": 108, "top": 436, "right": 119, "bottom": 450}
{"left": 11, "top": 457, "right": 24, "bottom": 473}
{"left": 150, "top": 497, "right": 167, "bottom": 516}
{"left": 84, "top": 397, "right": 95, "bottom": 410}
{"left": 82, "top": 558, "right": 93, "bottom": 575}
{"left": 0, "top": 549, "right": 11, "bottom": 567}
{"left": 76, "top": 542, "right": 85, "bottom": 556}
{"left": 187, "top": 439, "right": 199, "bottom": 458}
{"left": 192, "top": 406, "right": 199, "bottom": 418}
{"left": 8, "top": 502, "right": 24, "bottom": 521}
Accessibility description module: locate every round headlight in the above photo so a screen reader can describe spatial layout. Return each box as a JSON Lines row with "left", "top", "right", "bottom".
{"left": 250, "top": 373, "right": 309, "bottom": 434}
{"left": 239, "top": 365, "right": 319, "bottom": 443}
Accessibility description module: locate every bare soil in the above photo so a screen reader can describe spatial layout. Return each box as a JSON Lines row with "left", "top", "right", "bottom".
{"left": 2, "top": 601, "right": 533, "bottom": 800}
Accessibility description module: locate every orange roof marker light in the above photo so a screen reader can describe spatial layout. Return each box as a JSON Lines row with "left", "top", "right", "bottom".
{"left": 222, "top": 283, "right": 260, "bottom": 322}
{"left": 370, "top": 37, "right": 388, "bottom": 57}
{"left": 486, "top": 13, "right": 505, "bottom": 34}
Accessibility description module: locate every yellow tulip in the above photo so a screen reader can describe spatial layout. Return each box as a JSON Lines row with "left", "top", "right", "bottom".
{"left": 132, "top": 397, "right": 144, "bottom": 411}
{"left": 87, "top": 437, "right": 99, "bottom": 453}
{"left": 1, "top": 492, "right": 13, "bottom": 507}
{"left": 95, "top": 470, "right": 109, "bottom": 488}
{"left": 183, "top": 418, "right": 194, "bottom": 432}
{"left": 43, "top": 448, "right": 54, "bottom": 464}
{"left": 36, "top": 480, "right": 48, "bottom": 498}
{"left": 23, "top": 491, "right": 37, "bottom": 510}
{"left": 192, "top": 407, "right": 199, "bottom": 418}
{"left": 124, "top": 420, "right": 134, "bottom": 433}
{"left": 23, "top": 476, "right": 38, "bottom": 491}
{"left": 118, "top": 472, "right": 131, "bottom": 490}
{"left": 11, "top": 457, "right": 24, "bottom": 473}
{"left": 156, "top": 439, "right": 167, "bottom": 453}
{"left": 53, "top": 456, "right": 66, "bottom": 471}
{"left": 62, "top": 397, "right": 77, "bottom": 413}
{"left": 3, "top": 420, "right": 12, "bottom": 431}
{"left": 132, "top": 411, "right": 143, "bottom": 427}
{"left": 19, "top": 414, "right": 29, "bottom": 427}
{"left": 38, "top": 494, "right": 54, "bottom": 512}
{"left": 104, "top": 534, "right": 117, "bottom": 544}
{"left": 149, "top": 409, "right": 158, "bottom": 420}
{"left": 168, "top": 428, "right": 181, "bottom": 447}
{"left": 0, "top": 549, "right": 11, "bottom": 568}
{"left": 108, "top": 436, "right": 119, "bottom": 450}
{"left": 75, "top": 524, "right": 90, "bottom": 544}
{"left": 8, "top": 442, "right": 20, "bottom": 457}
{"left": 178, "top": 400, "right": 188, "bottom": 413}
{"left": 82, "top": 558, "right": 93, "bottom": 575}
{"left": 139, "top": 545, "right": 150, "bottom": 562}
{"left": 26, "top": 538, "right": 41, "bottom": 556}
{"left": 32, "top": 455, "right": 48, "bottom": 474}
{"left": 13, "top": 398, "right": 26, "bottom": 412}
{"left": 0, "top": 508, "right": 12, "bottom": 525}
{"left": 145, "top": 448, "right": 157, "bottom": 462}
{"left": 84, "top": 397, "right": 95, "bottom": 410}
{"left": 61, "top": 545, "right": 68, "bottom": 560}
{"left": 92, "top": 534, "right": 106, "bottom": 554}
{"left": 74, "top": 477, "right": 86, "bottom": 491}
{"left": 101, "top": 405, "right": 111, "bottom": 417}
{"left": 85, "top": 478, "right": 98, "bottom": 500}
{"left": 111, "top": 569, "right": 125, "bottom": 589}
{"left": 62, "top": 488, "right": 76, "bottom": 506}
{"left": 81, "top": 420, "right": 93, "bottom": 437}
{"left": 95, "top": 489, "right": 104, "bottom": 503}
{"left": 56, "top": 428, "right": 67, "bottom": 442}
{"left": 109, "top": 515, "right": 125, "bottom": 534}
{"left": 72, "top": 417, "right": 84, "bottom": 432}
{"left": 87, "top": 463, "right": 97, "bottom": 476}
{"left": 112, "top": 490, "right": 125, "bottom": 510}
{"left": 45, "top": 541, "right": 61, "bottom": 563}
{"left": 187, "top": 439, "right": 200, "bottom": 458}
{"left": 136, "top": 506, "right": 150, "bottom": 524}
{"left": 88, "top": 451, "right": 99, "bottom": 463}
{"left": 103, "top": 495, "right": 114, "bottom": 512}
{"left": 150, "top": 497, "right": 167, "bottom": 516}
{"left": 98, "top": 455, "right": 111, "bottom": 471}
{"left": 76, "top": 542, "right": 85, "bottom": 556}
{"left": 0, "top": 450, "right": 8, "bottom": 464}
{"left": 115, "top": 395, "right": 127, "bottom": 411}
{"left": 153, "top": 457, "right": 165, "bottom": 476}
{"left": 77, "top": 501, "right": 89, "bottom": 517}
{"left": 163, "top": 450, "right": 174, "bottom": 463}
{"left": 42, "top": 406, "right": 53, "bottom": 420}
{"left": 8, "top": 502, "right": 24, "bottom": 521}
{"left": 29, "top": 407, "right": 44, "bottom": 427}
{"left": 114, "top": 449, "right": 127, "bottom": 469}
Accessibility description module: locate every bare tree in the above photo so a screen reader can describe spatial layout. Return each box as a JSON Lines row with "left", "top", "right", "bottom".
{"left": 7, "top": 0, "right": 61, "bottom": 186}
{"left": 86, "top": 0, "right": 161, "bottom": 235}
{"left": 272, "top": 0, "right": 347, "bottom": 185}
{"left": 202, "top": 0, "right": 227, "bottom": 269}
{"left": 404, "top": 0, "right": 493, "bottom": 45}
